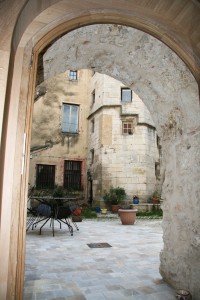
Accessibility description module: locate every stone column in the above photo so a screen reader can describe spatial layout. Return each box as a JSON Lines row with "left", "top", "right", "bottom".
{"left": 160, "top": 105, "right": 200, "bottom": 299}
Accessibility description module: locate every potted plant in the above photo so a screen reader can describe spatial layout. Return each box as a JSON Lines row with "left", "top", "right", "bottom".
{"left": 118, "top": 205, "right": 137, "bottom": 225}
{"left": 151, "top": 190, "right": 160, "bottom": 204}
{"left": 103, "top": 186, "right": 126, "bottom": 213}
{"left": 133, "top": 195, "right": 139, "bottom": 204}
{"left": 71, "top": 206, "right": 83, "bottom": 222}
{"left": 93, "top": 200, "right": 101, "bottom": 213}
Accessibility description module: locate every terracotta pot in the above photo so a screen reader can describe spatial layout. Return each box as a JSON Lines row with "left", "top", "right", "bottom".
{"left": 118, "top": 209, "right": 137, "bottom": 225}
{"left": 176, "top": 289, "right": 191, "bottom": 300}
{"left": 152, "top": 197, "right": 160, "bottom": 204}
{"left": 72, "top": 215, "right": 82, "bottom": 222}
{"left": 111, "top": 204, "right": 121, "bottom": 213}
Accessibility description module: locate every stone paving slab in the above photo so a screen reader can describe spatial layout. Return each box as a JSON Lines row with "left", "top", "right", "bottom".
{"left": 24, "top": 219, "right": 175, "bottom": 299}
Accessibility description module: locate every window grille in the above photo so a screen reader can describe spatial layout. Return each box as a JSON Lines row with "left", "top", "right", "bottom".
{"left": 64, "top": 160, "right": 82, "bottom": 190}
{"left": 36, "top": 164, "right": 55, "bottom": 189}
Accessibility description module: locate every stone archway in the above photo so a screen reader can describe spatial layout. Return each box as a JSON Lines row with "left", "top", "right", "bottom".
{"left": 36, "top": 24, "right": 200, "bottom": 296}
{"left": 41, "top": 24, "right": 199, "bottom": 135}
{"left": 0, "top": 1, "right": 200, "bottom": 299}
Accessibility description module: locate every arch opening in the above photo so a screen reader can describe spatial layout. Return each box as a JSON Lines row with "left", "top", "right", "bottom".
{"left": 26, "top": 23, "right": 200, "bottom": 297}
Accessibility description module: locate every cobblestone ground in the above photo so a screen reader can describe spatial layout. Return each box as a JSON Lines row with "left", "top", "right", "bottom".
{"left": 24, "top": 218, "right": 175, "bottom": 300}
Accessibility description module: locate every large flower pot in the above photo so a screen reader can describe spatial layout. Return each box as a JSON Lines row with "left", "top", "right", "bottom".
{"left": 71, "top": 215, "right": 82, "bottom": 222}
{"left": 118, "top": 209, "right": 137, "bottom": 225}
{"left": 175, "top": 289, "right": 191, "bottom": 300}
{"left": 152, "top": 197, "right": 160, "bottom": 204}
{"left": 111, "top": 204, "right": 121, "bottom": 213}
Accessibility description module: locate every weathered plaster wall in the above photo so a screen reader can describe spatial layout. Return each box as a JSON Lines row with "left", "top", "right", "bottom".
{"left": 29, "top": 70, "right": 91, "bottom": 190}
{"left": 42, "top": 24, "right": 200, "bottom": 297}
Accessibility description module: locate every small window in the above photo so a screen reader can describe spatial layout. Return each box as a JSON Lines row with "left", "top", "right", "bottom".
{"left": 36, "top": 164, "right": 55, "bottom": 189}
{"left": 155, "top": 162, "right": 161, "bottom": 180}
{"left": 69, "top": 70, "right": 77, "bottom": 80}
{"left": 121, "top": 88, "right": 132, "bottom": 102}
{"left": 122, "top": 122, "right": 133, "bottom": 135}
{"left": 91, "top": 119, "right": 95, "bottom": 133}
{"left": 62, "top": 104, "right": 79, "bottom": 134}
{"left": 90, "top": 149, "right": 94, "bottom": 164}
{"left": 92, "top": 90, "right": 95, "bottom": 104}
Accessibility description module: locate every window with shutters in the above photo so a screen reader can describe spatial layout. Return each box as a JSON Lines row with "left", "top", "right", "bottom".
{"left": 62, "top": 104, "right": 79, "bottom": 134}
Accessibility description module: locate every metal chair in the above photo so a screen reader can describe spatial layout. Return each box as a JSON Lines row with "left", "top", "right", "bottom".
{"left": 31, "top": 204, "right": 75, "bottom": 236}
{"left": 31, "top": 203, "right": 54, "bottom": 234}
{"left": 54, "top": 206, "right": 74, "bottom": 236}
{"left": 26, "top": 186, "right": 41, "bottom": 231}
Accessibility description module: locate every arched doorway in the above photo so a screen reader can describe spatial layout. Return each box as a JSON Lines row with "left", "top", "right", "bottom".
{"left": 0, "top": 2, "right": 200, "bottom": 299}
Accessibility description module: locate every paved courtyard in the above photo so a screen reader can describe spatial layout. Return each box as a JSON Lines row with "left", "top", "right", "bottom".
{"left": 24, "top": 218, "right": 175, "bottom": 300}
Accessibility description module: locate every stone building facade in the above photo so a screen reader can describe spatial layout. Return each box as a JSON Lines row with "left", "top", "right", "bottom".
{"left": 29, "top": 70, "right": 160, "bottom": 204}
{"left": 88, "top": 72, "right": 159, "bottom": 203}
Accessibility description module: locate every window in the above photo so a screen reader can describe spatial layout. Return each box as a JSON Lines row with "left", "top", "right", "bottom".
{"left": 69, "top": 70, "right": 77, "bottom": 80}
{"left": 92, "top": 90, "right": 95, "bottom": 104}
{"left": 91, "top": 119, "right": 95, "bottom": 133}
{"left": 90, "top": 149, "right": 94, "bottom": 164}
{"left": 36, "top": 164, "right": 55, "bottom": 189}
{"left": 121, "top": 88, "right": 132, "bottom": 102}
{"left": 62, "top": 104, "right": 79, "bottom": 133}
{"left": 155, "top": 162, "right": 161, "bottom": 180}
{"left": 122, "top": 122, "right": 133, "bottom": 135}
{"left": 64, "top": 160, "right": 82, "bottom": 190}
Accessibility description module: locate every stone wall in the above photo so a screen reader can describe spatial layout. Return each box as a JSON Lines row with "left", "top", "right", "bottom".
{"left": 87, "top": 73, "right": 159, "bottom": 203}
